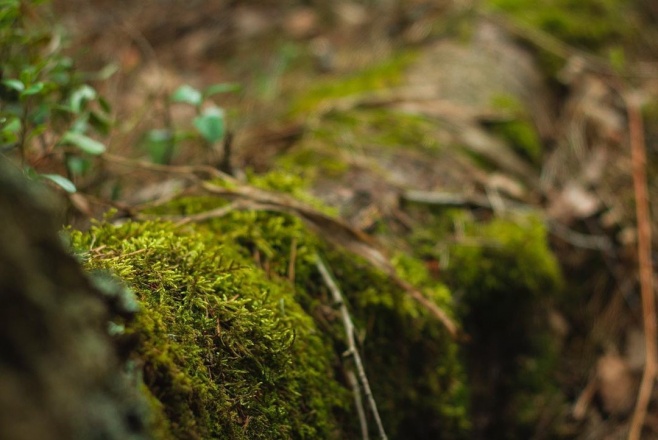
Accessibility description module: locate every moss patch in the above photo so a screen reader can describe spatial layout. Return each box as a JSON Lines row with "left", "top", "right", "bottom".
{"left": 278, "top": 108, "right": 445, "bottom": 183}
{"left": 486, "top": 95, "right": 544, "bottom": 165}
{"left": 289, "top": 51, "right": 418, "bottom": 116}
{"left": 315, "top": 110, "right": 443, "bottom": 152}
{"left": 72, "top": 220, "right": 345, "bottom": 439}
{"left": 486, "top": 0, "right": 635, "bottom": 51}
{"left": 447, "top": 215, "right": 564, "bottom": 438}
{"left": 70, "top": 178, "right": 469, "bottom": 439}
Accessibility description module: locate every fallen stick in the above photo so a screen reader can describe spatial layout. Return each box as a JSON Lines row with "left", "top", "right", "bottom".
{"left": 316, "top": 254, "right": 388, "bottom": 440}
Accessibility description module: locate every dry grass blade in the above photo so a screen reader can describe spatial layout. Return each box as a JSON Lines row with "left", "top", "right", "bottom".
{"left": 200, "top": 181, "right": 460, "bottom": 338}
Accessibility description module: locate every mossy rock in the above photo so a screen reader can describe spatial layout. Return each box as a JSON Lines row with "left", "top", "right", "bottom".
{"left": 72, "top": 219, "right": 342, "bottom": 439}
{"left": 70, "top": 182, "right": 469, "bottom": 439}
{"left": 288, "top": 51, "right": 418, "bottom": 117}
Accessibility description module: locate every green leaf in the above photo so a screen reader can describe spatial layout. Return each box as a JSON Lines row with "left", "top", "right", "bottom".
{"left": 70, "top": 115, "right": 90, "bottom": 133}
{"left": 99, "top": 96, "right": 112, "bottom": 113}
{"left": 193, "top": 106, "right": 225, "bottom": 144}
{"left": 203, "top": 82, "right": 242, "bottom": 98}
{"left": 41, "top": 174, "right": 76, "bottom": 193}
{"left": 89, "top": 110, "right": 111, "bottom": 135}
{"left": 69, "top": 85, "right": 97, "bottom": 113}
{"left": 171, "top": 84, "right": 202, "bottom": 107}
{"left": 61, "top": 131, "right": 106, "bottom": 155}
{"left": 66, "top": 156, "right": 91, "bottom": 176}
{"left": 141, "top": 129, "right": 176, "bottom": 164}
{"left": 21, "top": 82, "right": 45, "bottom": 96}
{"left": 19, "top": 67, "right": 36, "bottom": 85}
{"left": 31, "top": 103, "right": 50, "bottom": 125}
{"left": 1, "top": 116, "right": 21, "bottom": 134}
{"left": 95, "top": 63, "right": 119, "bottom": 81}
{"left": 2, "top": 79, "right": 24, "bottom": 91}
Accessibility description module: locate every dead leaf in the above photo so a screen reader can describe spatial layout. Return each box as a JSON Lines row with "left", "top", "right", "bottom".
{"left": 597, "top": 353, "right": 637, "bottom": 417}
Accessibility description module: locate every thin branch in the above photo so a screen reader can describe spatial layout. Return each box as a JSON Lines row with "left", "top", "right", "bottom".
{"left": 110, "top": 165, "right": 458, "bottom": 336}
{"left": 101, "top": 152, "right": 235, "bottom": 182}
{"left": 547, "top": 220, "right": 613, "bottom": 252}
{"left": 172, "top": 201, "right": 246, "bottom": 226}
{"left": 625, "top": 91, "right": 657, "bottom": 440}
{"left": 346, "top": 369, "right": 370, "bottom": 440}
{"left": 316, "top": 254, "right": 388, "bottom": 440}
{"left": 201, "top": 182, "right": 460, "bottom": 337}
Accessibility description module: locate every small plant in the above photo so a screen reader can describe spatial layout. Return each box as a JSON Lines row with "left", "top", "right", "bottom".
{"left": 0, "top": 0, "right": 111, "bottom": 192}
{"left": 140, "top": 82, "right": 240, "bottom": 164}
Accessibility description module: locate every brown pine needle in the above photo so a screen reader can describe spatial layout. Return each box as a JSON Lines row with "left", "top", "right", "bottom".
{"left": 626, "top": 91, "right": 657, "bottom": 440}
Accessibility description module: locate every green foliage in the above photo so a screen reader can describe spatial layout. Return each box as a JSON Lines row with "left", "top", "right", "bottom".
{"left": 486, "top": 0, "right": 634, "bottom": 51}
{"left": 141, "top": 82, "right": 240, "bottom": 165}
{"left": 0, "top": 0, "right": 111, "bottom": 190}
{"left": 193, "top": 106, "right": 225, "bottom": 145}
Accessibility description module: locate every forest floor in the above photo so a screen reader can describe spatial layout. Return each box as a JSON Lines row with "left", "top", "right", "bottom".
{"left": 46, "top": 1, "right": 658, "bottom": 438}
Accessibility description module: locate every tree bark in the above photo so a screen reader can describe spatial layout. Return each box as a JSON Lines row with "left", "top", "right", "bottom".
{"left": 0, "top": 158, "right": 149, "bottom": 440}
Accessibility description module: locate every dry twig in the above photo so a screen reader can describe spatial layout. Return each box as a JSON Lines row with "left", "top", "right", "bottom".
{"left": 200, "top": 181, "right": 460, "bottom": 338}
{"left": 316, "top": 254, "right": 388, "bottom": 440}
{"left": 97, "top": 154, "right": 459, "bottom": 337}
{"left": 346, "top": 369, "right": 370, "bottom": 440}
{"left": 625, "top": 91, "right": 657, "bottom": 440}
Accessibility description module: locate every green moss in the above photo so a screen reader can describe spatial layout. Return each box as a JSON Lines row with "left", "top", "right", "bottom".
{"left": 444, "top": 215, "right": 563, "bottom": 437}
{"left": 320, "top": 249, "right": 470, "bottom": 439}
{"left": 277, "top": 108, "right": 444, "bottom": 186}
{"left": 486, "top": 0, "right": 635, "bottom": 51}
{"left": 312, "top": 110, "right": 442, "bottom": 153}
{"left": 447, "top": 215, "right": 561, "bottom": 309}
{"left": 70, "top": 178, "right": 469, "bottom": 439}
{"left": 289, "top": 52, "right": 418, "bottom": 116}
{"left": 492, "top": 119, "right": 543, "bottom": 164}
{"left": 276, "top": 147, "right": 351, "bottom": 180}
{"left": 406, "top": 208, "right": 564, "bottom": 436}
{"left": 72, "top": 220, "right": 345, "bottom": 439}
{"left": 488, "top": 95, "right": 543, "bottom": 165}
